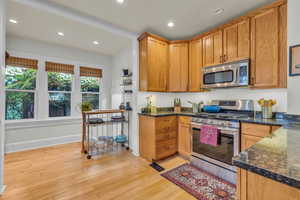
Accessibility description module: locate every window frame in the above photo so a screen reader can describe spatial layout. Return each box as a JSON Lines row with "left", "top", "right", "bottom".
{"left": 4, "top": 66, "right": 38, "bottom": 121}
{"left": 80, "top": 75, "right": 101, "bottom": 110}
{"left": 47, "top": 71, "right": 74, "bottom": 118}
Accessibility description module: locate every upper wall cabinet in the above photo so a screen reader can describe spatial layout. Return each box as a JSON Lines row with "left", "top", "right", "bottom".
{"left": 139, "top": 34, "right": 169, "bottom": 92}
{"left": 138, "top": 0, "right": 287, "bottom": 92}
{"left": 168, "top": 42, "right": 189, "bottom": 92}
{"left": 203, "top": 31, "right": 223, "bottom": 67}
{"left": 250, "top": 5, "right": 287, "bottom": 89}
{"left": 203, "top": 19, "right": 250, "bottom": 67}
{"left": 223, "top": 19, "right": 250, "bottom": 63}
{"left": 189, "top": 39, "right": 203, "bottom": 92}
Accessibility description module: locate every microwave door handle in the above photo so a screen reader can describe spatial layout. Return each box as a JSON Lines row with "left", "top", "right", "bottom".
{"left": 232, "top": 68, "right": 238, "bottom": 84}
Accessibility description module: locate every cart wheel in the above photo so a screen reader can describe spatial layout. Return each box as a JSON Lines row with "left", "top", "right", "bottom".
{"left": 84, "top": 150, "right": 88, "bottom": 154}
{"left": 87, "top": 155, "right": 92, "bottom": 159}
{"left": 121, "top": 144, "right": 125, "bottom": 147}
{"left": 126, "top": 147, "right": 130, "bottom": 150}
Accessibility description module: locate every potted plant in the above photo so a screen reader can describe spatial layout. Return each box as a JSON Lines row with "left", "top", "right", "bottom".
{"left": 80, "top": 102, "right": 93, "bottom": 112}
{"left": 174, "top": 98, "right": 181, "bottom": 113}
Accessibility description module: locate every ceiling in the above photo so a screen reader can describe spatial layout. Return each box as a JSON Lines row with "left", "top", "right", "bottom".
{"left": 7, "top": 0, "right": 277, "bottom": 56}
{"left": 6, "top": 1, "right": 132, "bottom": 55}
{"left": 49, "top": 0, "right": 276, "bottom": 40}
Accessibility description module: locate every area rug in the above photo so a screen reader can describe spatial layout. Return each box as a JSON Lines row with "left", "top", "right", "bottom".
{"left": 161, "top": 164, "right": 236, "bottom": 200}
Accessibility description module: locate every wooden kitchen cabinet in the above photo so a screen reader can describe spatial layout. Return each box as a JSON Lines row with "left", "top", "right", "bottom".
{"left": 138, "top": 33, "right": 169, "bottom": 92}
{"left": 138, "top": 1, "right": 287, "bottom": 91}
{"left": 250, "top": 5, "right": 287, "bottom": 88}
{"left": 238, "top": 122, "right": 284, "bottom": 200}
{"left": 178, "top": 116, "right": 191, "bottom": 158}
{"left": 237, "top": 170, "right": 300, "bottom": 200}
{"left": 203, "top": 31, "right": 223, "bottom": 67}
{"left": 223, "top": 19, "right": 250, "bottom": 63}
{"left": 241, "top": 135, "right": 262, "bottom": 151}
{"left": 168, "top": 42, "right": 189, "bottom": 92}
{"left": 139, "top": 115, "right": 177, "bottom": 161}
{"left": 189, "top": 39, "right": 203, "bottom": 92}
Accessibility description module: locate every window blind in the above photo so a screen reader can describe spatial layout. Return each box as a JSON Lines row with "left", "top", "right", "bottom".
{"left": 80, "top": 66, "right": 102, "bottom": 78}
{"left": 45, "top": 61, "right": 74, "bottom": 74}
{"left": 6, "top": 56, "right": 38, "bottom": 69}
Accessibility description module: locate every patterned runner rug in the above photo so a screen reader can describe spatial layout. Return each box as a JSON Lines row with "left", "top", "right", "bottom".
{"left": 161, "top": 164, "right": 236, "bottom": 200}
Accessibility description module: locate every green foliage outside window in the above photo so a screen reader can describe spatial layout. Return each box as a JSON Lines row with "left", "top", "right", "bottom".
{"left": 48, "top": 72, "right": 72, "bottom": 91}
{"left": 5, "top": 66, "right": 36, "bottom": 120}
{"left": 80, "top": 76, "right": 100, "bottom": 92}
{"left": 5, "top": 66, "right": 36, "bottom": 90}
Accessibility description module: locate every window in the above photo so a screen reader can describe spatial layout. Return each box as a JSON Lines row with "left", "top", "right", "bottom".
{"left": 5, "top": 56, "right": 38, "bottom": 120}
{"left": 80, "top": 67, "right": 102, "bottom": 110}
{"left": 81, "top": 76, "right": 100, "bottom": 109}
{"left": 46, "top": 62, "right": 74, "bottom": 117}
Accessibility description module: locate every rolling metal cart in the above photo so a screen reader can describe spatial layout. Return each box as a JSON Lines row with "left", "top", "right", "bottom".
{"left": 81, "top": 109, "right": 130, "bottom": 159}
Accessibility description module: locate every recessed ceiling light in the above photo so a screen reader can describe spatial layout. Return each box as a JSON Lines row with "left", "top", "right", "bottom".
{"left": 93, "top": 41, "right": 99, "bottom": 45}
{"left": 167, "top": 21, "right": 175, "bottom": 28}
{"left": 214, "top": 8, "right": 224, "bottom": 15}
{"left": 9, "top": 19, "right": 18, "bottom": 24}
{"left": 116, "top": 0, "right": 124, "bottom": 4}
{"left": 57, "top": 32, "right": 64, "bottom": 36}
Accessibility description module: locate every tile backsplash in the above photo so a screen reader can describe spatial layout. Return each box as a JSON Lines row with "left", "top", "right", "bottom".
{"left": 138, "top": 88, "right": 288, "bottom": 113}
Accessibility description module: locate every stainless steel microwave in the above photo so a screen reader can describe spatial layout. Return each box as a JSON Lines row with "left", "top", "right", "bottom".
{"left": 203, "top": 59, "right": 249, "bottom": 89}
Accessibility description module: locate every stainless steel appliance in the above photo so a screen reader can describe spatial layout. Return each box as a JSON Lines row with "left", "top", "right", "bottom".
{"left": 190, "top": 100, "right": 253, "bottom": 184}
{"left": 191, "top": 118, "right": 240, "bottom": 172}
{"left": 203, "top": 59, "right": 249, "bottom": 89}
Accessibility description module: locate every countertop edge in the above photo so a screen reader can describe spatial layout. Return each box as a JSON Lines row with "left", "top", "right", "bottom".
{"left": 233, "top": 159, "right": 300, "bottom": 189}
{"left": 138, "top": 112, "right": 288, "bottom": 126}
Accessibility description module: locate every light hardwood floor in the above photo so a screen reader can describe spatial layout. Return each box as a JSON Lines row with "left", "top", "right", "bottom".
{"left": 0, "top": 143, "right": 195, "bottom": 200}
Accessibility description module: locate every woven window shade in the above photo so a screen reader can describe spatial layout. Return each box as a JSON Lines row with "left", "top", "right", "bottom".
{"left": 80, "top": 66, "right": 102, "bottom": 78}
{"left": 6, "top": 56, "right": 38, "bottom": 69}
{"left": 45, "top": 61, "right": 74, "bottom": 74}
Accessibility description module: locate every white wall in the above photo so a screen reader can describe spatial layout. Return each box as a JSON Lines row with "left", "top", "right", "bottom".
{"left": 0, "top": 0, "right": 6, "bottom": 194}
{"left": 4, "top": 36, "right": 113, "bottom": 153}
{"left": 287, "top": 0, "right": 300, "bottom": 114}
{"left": 111, "top": 45, "right": 133, "bottom": 109}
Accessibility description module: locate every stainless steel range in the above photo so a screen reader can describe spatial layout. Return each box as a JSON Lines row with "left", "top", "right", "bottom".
{"left": 190, "top": 100, "right": 254, "bottom": 184}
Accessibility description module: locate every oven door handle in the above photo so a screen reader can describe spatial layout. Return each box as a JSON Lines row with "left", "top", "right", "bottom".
{"left": 191, "top": 123, "right": 239, "bottom": 136}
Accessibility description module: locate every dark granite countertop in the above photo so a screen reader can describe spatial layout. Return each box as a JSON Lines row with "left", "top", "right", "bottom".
{"left": 138, "top": 111, "right": 196, "bottom": 117}
{"left": 138, "top": 111, "right": 292, "bottom": 126}
{"left": 233, "top": 127, "right": 300, "bottom": 189}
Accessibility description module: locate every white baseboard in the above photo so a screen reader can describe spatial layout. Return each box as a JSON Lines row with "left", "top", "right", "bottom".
{"left": 5, "top": 135, "right": 81, "bottom": 153}
{"left": 0, "top": 185, "right": 6, "bottom": 195}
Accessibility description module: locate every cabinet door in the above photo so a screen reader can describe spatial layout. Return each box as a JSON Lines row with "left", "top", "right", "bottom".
{"left": 189, "top": 39, "right": 203, "bottom": 92}
{"left": 139, "top": 37, "right": 148, "bottom": 91}
{"left": 203, "top": 31, "right": 223, "bottom": 67}
{"left": 241, "top": 135, "right": 262, "bottom": 151}
{"left": 168, "top": 42, "right": 189, "bottom": 92}
{"left": 247, "top": 172, "right": 300, "bottom": 200}
{"left": 148, "top": 37, "right": 168, "bottom": 91}
{"left": 251, "top": 8, "right": 279, "bottom": 88}
{"left": 223, "top": 19, "right": 250, "bottom": 63}
{"left": 178, "top": 122, "right": 191, "bottom": 158}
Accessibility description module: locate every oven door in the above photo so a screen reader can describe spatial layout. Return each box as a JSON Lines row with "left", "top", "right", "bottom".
{"left": 203, "top": 65, "right": 238, "bottom": 88}
{"left": 191, "top": 124, "right": 239, "bottom": 169}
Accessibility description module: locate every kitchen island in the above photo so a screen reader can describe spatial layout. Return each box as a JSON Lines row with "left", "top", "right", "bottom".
{"left": 233, "top": 126, "right": 300, "bottom": 200}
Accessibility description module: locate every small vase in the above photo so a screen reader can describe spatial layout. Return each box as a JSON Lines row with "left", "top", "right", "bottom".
{"left": 174, "top": 106, "right": 181, "bottom": 113}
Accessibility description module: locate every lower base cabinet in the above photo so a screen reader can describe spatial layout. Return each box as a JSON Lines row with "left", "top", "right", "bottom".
{"left": 178, "top": 116, "right": 191, "bottom": 158}
{"left": 139, "top": 115, "right": 178, "bottom": 161}
{"left": 237, "top": 169, "right": 300, "bottom": 200}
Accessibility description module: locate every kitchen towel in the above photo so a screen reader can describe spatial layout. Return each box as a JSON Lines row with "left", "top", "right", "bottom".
{"left": 200, "top": 125, "right": 221, "bottom": 147}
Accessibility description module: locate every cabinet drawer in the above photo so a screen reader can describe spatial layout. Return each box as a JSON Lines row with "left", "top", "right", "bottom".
{"left": 179, "top": 116, "right": 191, "bottom": 125}
{"left": 156, "top": 116, "right": 177, "bottom": 132}
{"left": 241, "top": 123, "right": 272, "bottom": 137}
{"left": 156, "top": 131, "right": 177, "bottom": 142}
{"left": 156, "top": 139, "right": 177, "bottom": 159}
